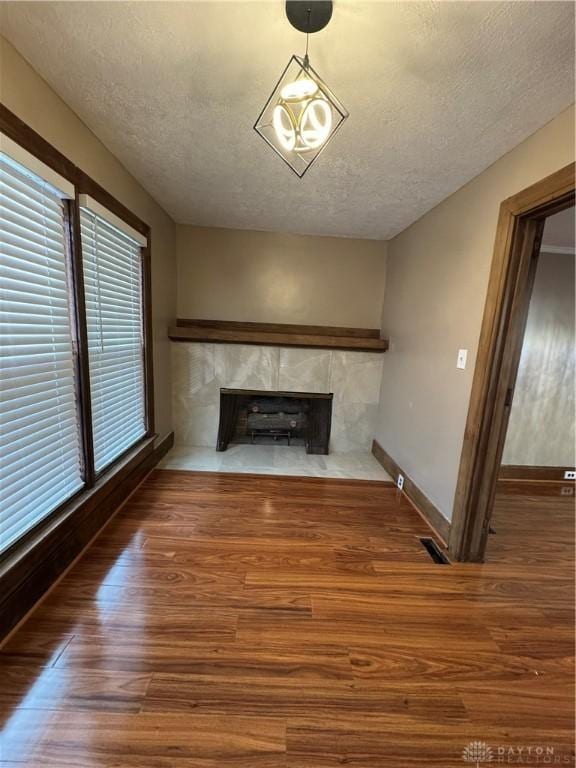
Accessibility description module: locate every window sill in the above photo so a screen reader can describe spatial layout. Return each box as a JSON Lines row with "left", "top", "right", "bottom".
{"left": 0, "top": 431, "right": 173, "bottom": 641}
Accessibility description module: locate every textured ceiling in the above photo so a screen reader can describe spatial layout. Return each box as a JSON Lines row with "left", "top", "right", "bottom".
{"left": 1, "top": 1, "right": 574, "bottom": 239}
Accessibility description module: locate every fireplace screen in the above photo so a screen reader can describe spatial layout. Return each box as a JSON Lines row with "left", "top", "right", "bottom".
{"left": 217, "top": 389, "right": 332, "bottom": 454}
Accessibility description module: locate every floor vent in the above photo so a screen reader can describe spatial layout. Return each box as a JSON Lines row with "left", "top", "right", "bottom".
{"left": 420, "top": 538, "right": 451, "bottom": 564}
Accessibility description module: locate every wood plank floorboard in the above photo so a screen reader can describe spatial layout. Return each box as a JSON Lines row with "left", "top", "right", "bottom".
{"left": 0, "top": 470, "right": 573, "bottom": 766}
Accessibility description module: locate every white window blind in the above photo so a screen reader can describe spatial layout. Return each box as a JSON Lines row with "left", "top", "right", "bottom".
{"left": 0, "top": 154, "right": 83, "bottom": 554}
{"left": 80, "top": 206, "right": 146, "bottom": 472}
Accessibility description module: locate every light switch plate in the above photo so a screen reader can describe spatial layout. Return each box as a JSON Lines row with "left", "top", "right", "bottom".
{"left": 457, "top": 349, "right": 468, "bottom": 369}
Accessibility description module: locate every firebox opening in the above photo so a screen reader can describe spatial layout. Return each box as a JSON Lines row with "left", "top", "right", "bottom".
{"left": 217, "top": 388, "right": 333, "bottom": 455}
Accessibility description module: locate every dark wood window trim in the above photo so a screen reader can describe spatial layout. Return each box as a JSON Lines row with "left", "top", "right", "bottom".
{"left": 0, "top": 432, "right": 174, "bottom": 641}
{"left": 0, "top": 106, "right": 149, "bottom": 238}
{"left": 67, "top": 195, "right": 95, "bottom": 487}
{"left": 0, "top": 105, "right": 156, "bottom": 560}
{"left": 142, "top": 238, "right": 155, "bottom": 435}
{"left": 0, "top": 438, "right": 154, "bottom": 586}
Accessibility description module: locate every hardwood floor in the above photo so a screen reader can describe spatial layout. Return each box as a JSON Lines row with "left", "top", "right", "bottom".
{"left": 0, "top": 470, "right": 574, "bottom": 766}
{"left": 488, "top": 480, "right": 575, "bottom": 566}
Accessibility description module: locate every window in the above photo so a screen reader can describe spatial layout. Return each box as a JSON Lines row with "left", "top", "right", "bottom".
{"left": 0, "top": 126, "right": 152, "bottom": 558}
{"left": 0, "top": 152, "right": 83, "bottom": 553}
{"left": 80, "top": 200, "right": 147, "bottom": 473}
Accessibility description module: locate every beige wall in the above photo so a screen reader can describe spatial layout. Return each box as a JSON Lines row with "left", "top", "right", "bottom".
{"left": 375, "top": 105, "right": 575, "bottom": 523}
{"left": 0, "top": 37, "right": 177, "bottom": 438}
{"left": 177, "top": 226, "right": 387, "bottom": 328}
{"left": 503, "top": 249, "right": 575, "bottom": 467}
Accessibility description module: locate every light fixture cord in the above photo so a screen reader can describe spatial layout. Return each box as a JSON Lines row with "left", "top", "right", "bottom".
{"left": 304, "top": 6, "right": 311, "bottom": 68}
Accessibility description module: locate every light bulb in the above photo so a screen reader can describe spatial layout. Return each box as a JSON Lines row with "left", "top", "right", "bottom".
{"left": 273, "top": 76, "right": 333, "bottom": 155}
{"left": 255, "top": 54, "right": 349, "bottom": 175}
{"left": 272, "top": 104, "right": 296, "bottom": 151}
{"left": 299, "top": 99, "right": 332, "bottom": 150}
{"left": 280, "top": 78, "right": 318, "bottom": 101}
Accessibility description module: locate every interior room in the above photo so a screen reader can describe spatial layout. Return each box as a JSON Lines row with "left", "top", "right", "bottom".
{"left": 0, "top": 2, "right": 574, "bottom": 765}
{"left": 500, "top": 208, "right": 575, "bottom": 480}
{"left": 488, "top": 207, "right": 575, "bottom": 566}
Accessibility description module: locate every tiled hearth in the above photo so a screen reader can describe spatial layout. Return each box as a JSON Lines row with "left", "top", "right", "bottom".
{"left": 165, "top": 341, "right": 389, "bottom": 481}
{"left": 159, "top": 445, "right": 392, "bottom": 481}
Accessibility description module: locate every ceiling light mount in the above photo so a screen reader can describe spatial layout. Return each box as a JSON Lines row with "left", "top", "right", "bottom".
{"left": 285, "top": 1, "right": 333, "bottom": 34}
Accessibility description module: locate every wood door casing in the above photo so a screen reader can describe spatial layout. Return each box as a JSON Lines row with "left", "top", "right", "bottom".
{"left": 449, "top": 163, "right": 575, "bottom": 562}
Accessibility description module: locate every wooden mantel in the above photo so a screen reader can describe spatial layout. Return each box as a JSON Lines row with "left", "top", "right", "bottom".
{"left": 168, "top": 319, "right": 389, "bottom": 352}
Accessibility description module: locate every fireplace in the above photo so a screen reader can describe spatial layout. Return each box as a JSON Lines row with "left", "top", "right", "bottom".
{"left": 216, "top": 388, "right": 333, "bottom": 454}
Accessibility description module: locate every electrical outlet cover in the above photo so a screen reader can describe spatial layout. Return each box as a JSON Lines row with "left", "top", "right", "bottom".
{"left": 397, "top": 474, "right": 404, "bottom": 490}
{"left": 563, "top": 470, "right": 575, "bottom": 480}
{"left": 456, "top": 349, "right": 468, "bottom": 369}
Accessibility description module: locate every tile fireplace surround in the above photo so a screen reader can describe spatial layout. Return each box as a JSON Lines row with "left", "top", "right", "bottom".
{"left": 171, "top": 343, "right": 384, "bottom": 453}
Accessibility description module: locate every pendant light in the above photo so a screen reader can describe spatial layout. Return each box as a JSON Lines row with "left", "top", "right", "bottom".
{"left": 254, "top": 1, "right": 349, "bottom": 178}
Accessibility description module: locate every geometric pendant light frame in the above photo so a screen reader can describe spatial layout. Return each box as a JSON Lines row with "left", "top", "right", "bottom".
{"left": 253, "top": 1, "right": 349, "bottom": 177}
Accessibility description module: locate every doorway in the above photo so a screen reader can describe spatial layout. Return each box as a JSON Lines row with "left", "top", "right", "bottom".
{"left": 489, "top": 206, "right": 575, "bottom": 565}
{"left": 500, "top": 208, "right": 575, "bottom": 481}
{"left": 449, "top": 163, "right": 575, "bottom": 562}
